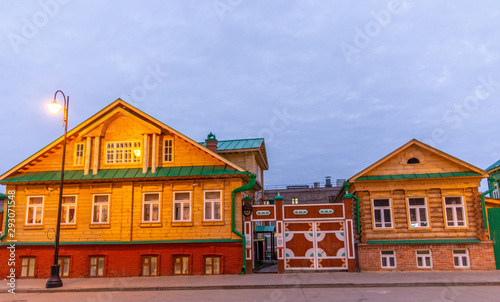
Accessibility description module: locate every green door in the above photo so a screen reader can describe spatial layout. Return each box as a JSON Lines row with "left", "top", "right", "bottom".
{"left": 487, "top": 208, "right": 500, "bottom": 269}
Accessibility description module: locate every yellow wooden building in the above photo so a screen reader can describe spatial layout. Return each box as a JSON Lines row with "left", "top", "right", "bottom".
{"left": 345, "top": 139, "right": 496, "bottom": 271}
{"left": 0, "top": 99, "right": 268, "bottom": 278}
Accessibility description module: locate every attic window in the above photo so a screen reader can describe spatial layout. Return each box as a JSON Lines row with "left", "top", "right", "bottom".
{"left": 407, "top": 158, "right": 420, "bottom": 164}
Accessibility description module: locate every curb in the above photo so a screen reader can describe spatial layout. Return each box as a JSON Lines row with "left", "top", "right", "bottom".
{"left": 15, "top": 281, "right": 500, "bottom": 294}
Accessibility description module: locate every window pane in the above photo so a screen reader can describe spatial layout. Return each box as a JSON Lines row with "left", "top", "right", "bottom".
{"left": 462, "top": 257, "right": 468, "bottom": 267}
{"left": 98, "top": 258, "right": 104, "bottom": 276}
{"left": 145, "top": 193, "right": 159, "bottom": 202}
{"left": 102, "top": 206, "right": 109, "bottom": 222}
{"left": 374, "top": 209, "right": 382, "bottom": 223}
{"left": 419, "top": 208, "right": 427, "bottom": 223}
{"left": 93, "top": 206, "right": 100, "bottom": 222}
{"left": 68, "top": 208, "right": 75, "bottom": 223}
{"left": 95, "top": 195, "right": 108, "bottom": 203}
{"left": 144, "top": 204, "right": 150, "bottom": 221}
{"left": 384, "top": 209, "right": 391, "bottom": 222}
{"left": 374, "top": 199, "right": 389, "bottom": 207}
{"left": 183, "top": 204, "right": 190, "bottom": 220}
{"left": 90, "top": 266, "right": 97, "bottom": 277}
{"left": 409, "top": 209, "right": 417, "bottom": 223}
{"left": 213, "top": 257, "right": 220, "bottom": 274}
{"left": 456, "top": 208, "right": 464, "bottom": 223}
{"left": 454, "top": 256, "right": 460, "bottom": 266}
{"left": 152, "top": 204, "right": 159, "bottom": 221}
{"left": 425, "top": 257, "right": 431, "bottom": 267}
{"left": 175, "top": 193, "right": 190, "bottom": 201}
{"left": 151, "top": 257, "right": 158, "bottom": 276}
{"left": 214, "top": 202, "right": 221, "bottom": 220}
{"left": 30, "top": 197, "right": 43, "bottom": 204}
{"left": 409, "top": 198, "right": 425, "bottom": 206}
{"left": 143, "top": 265, "right": 149, "bottom": 276}
{"left": 382, "top": 258, "right": 387, "bottom": 267}
{"left": 175, "top": 203, "right": 182, "bottom": 220}
{"left": 182, "top": 257, "right": 189, "bottom": 274}
{"left": 417, "top": 258, "right": 423, "bottom": 267}
{"left": 389, "top": 258, "right": 395, "bottom": 267}
{"left": 205, "top": 192, "right": 221, "bottom": 200}
{"left": 446, "top": 208, "right": 454, "bottom": 225}
{"left": 205, "top": 202, "right": 212, "bottom": 220}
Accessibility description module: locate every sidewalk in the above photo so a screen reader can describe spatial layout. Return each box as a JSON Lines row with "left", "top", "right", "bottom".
{"left": 2, "top": 271, "right": 500, "bottom": 293}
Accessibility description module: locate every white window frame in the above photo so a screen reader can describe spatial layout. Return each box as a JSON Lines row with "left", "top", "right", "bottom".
{"left": 105, "top": 141, "right": 142, "bottom": 164}
{"left": 408, "top": 197, "right": 429, "bottom": 228}
{"left": 26, "top": 196, "right": 44, "bottom": 225}
{"left": 204, "top": 190, "right": 223, "bottom": 221}
{"left": 381, "top": 250, "right": 396, "bottom": 269}
{"left": 173, "top": 191, "right": 191, "bottom": 222}
{"left": 92, "top": 194, "right": 110, "bottom": 224}
{"left": 61, "top": 195, "right": 77, "bottom": 225}
{"left": 416, "top": 250, "right": 432, "bottom": 268}
{"left": 453, "top": 249, "right": 470, "bottom": 268}
{"left": 142, "top": 192, "right": 161, "bottom": 223}
{"left": 444, "top": 196, "right": 467, "bottom": 228}
{"left": 164, "top": 139, "right": 173, "bottom": 163}
{"left": 372, "top": 199, "right": 393, "bottom": 229}
{"left": 74, "top": 143, "right": 85, "bottom": 166}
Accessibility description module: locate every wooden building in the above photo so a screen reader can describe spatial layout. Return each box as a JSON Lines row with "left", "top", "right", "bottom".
{"left": 0, "top": 99, "right": 268, "bottom": 278}
{"left": 344, "top": 139, "right": 496, "bottom": 271}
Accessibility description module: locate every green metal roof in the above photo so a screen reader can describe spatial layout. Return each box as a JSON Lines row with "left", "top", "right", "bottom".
{"left": 357, "top": 172, "right": 482, "bottom": 181}
{"left": 199, "top": 138, "right": 264, "bottom": 151}
{"left": 0, "top": 165, "right": 248, "bottom": 183}
{"left": 486, "top": 159, "right": 500, "bottom": 172}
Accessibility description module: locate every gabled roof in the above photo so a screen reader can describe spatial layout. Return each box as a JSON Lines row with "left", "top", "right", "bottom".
{"left": 486, "top": 159, "right": 500, "bottom": 173}
{"left": 350, "top": 139, "right": 488, "bottom": 182}
{"left": 0, "top": 99, "right": 246, "bottom": 180}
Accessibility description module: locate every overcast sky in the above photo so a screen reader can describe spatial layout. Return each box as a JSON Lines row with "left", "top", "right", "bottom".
{"left": 1, "top": 1, "right": 499, "bottom": 192}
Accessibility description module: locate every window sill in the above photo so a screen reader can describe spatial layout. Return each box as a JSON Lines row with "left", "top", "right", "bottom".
{"left": 202, "top": 221, "right": 225, "bottom": 226}
{"left": 89, "top": 224, "right": 111, "bottom": 229}
{"left": 61, "top": 225, "right": 77, "bottom": 230}
{"left": 24, "top": 225, "right": 44, "bottom": 230}
{"left": 140, "top": 223, "right": 162, "bottom": 228}
{"left": 171, "top": 222, "right": 194, "bottom": 227}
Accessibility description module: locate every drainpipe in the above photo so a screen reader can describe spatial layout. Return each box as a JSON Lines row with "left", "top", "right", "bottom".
{"left": 231, "top": 173, "right": 256, "bottom": 275}
{"left": 342, "top": 182, "right": 360, "bottom": 234}
{"left": 0, "top": 193, "right": 11, "bottom": 241}
{"left": 481, "top": 188, "right": 494, "bottom": 230}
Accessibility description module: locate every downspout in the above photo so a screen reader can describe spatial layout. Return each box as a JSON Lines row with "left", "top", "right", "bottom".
{"left": 343, "top": 182, "right": 360, "bottom": 234}
{"left": 0, "top": 193, "right": 11, "bottom": 241}
{"left": 481, "top": 188, "right": 494, "bottom": 230}
{"left": 231, "top": 173, "right": 256, "bottom": 275}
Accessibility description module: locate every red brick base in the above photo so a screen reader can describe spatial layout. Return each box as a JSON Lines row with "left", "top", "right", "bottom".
{"left": 358, "top": 241, "right": 496, "bottom": 271}
{"left": 0, "top": 242, "right": 244, "bottom": 279}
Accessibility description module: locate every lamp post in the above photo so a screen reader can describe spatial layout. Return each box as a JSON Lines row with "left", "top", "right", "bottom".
{"left": 45, "top": 90, "right": 69, "bottom": 288}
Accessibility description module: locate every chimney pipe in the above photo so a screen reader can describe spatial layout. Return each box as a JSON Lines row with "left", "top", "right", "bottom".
{"left": 205, "top": 132, "right": 218, "bottom": 152}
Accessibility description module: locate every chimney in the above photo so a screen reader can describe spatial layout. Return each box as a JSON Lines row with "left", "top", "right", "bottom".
{"left": 205, "top": 132, "right": 218, "bottom": 152}
{"left": 325, "top": 176, "right": 332, "bottom": 187}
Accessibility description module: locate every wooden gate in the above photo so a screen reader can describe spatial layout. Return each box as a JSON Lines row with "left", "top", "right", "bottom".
{"left": 488, "top": 208, "right": 500, "bottom": 269}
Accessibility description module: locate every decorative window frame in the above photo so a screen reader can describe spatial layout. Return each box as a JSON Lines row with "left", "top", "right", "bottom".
{"left": 61, "top": 195, "right": 77, "bottom": 225}
{"left": 204, "top": 255, "right": 223, "bottom": 275}
{"left": 173, "top": 255, "right": 191, "bottom": 275}
{"left": 372, "top": 198, "right": 394, "bottom": 229}
{"left": 416, "top": 250, "right": 432, "bottom": 268}
{"left": 25, "top": 196, "right": 44, "bottom": 226}
{"left": 407, "top": 197, "right": 430, "bottom": 229}
{"left": 173, "top": 191, "right": 191, "bottom": 222}
{"left": 380, "top": 250, "right": 397, "bottom": 269}
{"left": 443, "top": 196, "right": 468, "bottom": 228}
{"left": 203, "top": 190, "right": 223, "bottom": 222}
{"left": 141, "top": 255, "right": 159, "bottom": 276}
{"left": 453, "top": 249, "right": 470, "bottom": 268}
{"left": 91, "top": 194, "right": 110, "bottom": 224}
{"left": 142, "top": 192, "right": 161, "bottom": 223}
{"left": 105, "top": 141, "right": 142, "bottom": 164}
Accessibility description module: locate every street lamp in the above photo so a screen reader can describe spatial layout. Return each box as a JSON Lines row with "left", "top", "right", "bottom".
{"left": 45, "top": 90, "right": 69, "bottom": 288}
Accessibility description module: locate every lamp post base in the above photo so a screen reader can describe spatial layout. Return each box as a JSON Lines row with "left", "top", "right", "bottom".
{"left": 46, "top": 265, "right": 63, "bottom": 288}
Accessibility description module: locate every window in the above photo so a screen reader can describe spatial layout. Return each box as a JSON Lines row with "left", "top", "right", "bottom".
{"left": 408, "top": 198, "right": 429, "bottom": 228}
{"left": 372, "top": 199, "right": 393, "bottom": 229}
{"left": 142, "top": 256, "right": 158, "bottom": 276}
{"left": 173, "top": 256, "right": 190, "bottom": 275}
{"left": 205, "top": 256, "right": 221, "bottom": 275}
{"left": 407, "top": 157, "right": 420, "bottom": 164}
{"left": 58, "top": 257, "right": 70, "bottom": 277}
{"left": 291, "top": 198, "right": 299, "bottom": 204}
{"left": 74, "top": 143, "right": 85, "bottom": 166}
{"left": 89, "top": 256, "right": 105, "bottom": 277}
{"left": 105, "top": 141, "right": 141, "bottom": 164}
{"left": 164, "top": 139, "right": 173, "bottom": 162}
{"left": 444, "top": 197, "right": 467, "bottom": 227}
{"left": 204, "top": 191, "right": 222, "bottom": 221}
{"left": 416, "top": 250, "right": 432, "bottom": 268}
{"left": 26, "top": 196, "right": 43, "bottom": 225}
{"left": 173, "top": 192, "right": 191, "bottom": 222}
{"left": 453, "top": 249, "right": 470, "bottom": 268}
{"left": 142, "top": 193, "right": 160, "bottom": 223}
{"left": 61, "top": 196, "right": 76, "bottom": 225}
{"left": 381, "top": 250, "right": 396, "bottom": 268}
{"left": 92, "top": 195, "right": 109, "bottom": 224}
{"left": 20, "top": 257, "right": 36, "bottom": 277}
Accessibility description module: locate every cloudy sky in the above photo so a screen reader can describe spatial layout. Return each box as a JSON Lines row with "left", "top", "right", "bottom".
{"left": 0, "top": 1, "right": 499, "bottom": 191}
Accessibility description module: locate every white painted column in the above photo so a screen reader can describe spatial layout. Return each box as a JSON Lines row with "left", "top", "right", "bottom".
{"left": 93, "top": 136, "right": 101, "bottom": 175}
{"left": 84, "top": 136, "right": 92, "bottom": 175}
{"left": 151, "top": 133, "right": 157, "bottom": 174}
{"left": 142, "top": 134, "right": 149, "bottom": 174}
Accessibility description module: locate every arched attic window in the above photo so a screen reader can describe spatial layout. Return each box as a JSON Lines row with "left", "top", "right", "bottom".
{"left": 407, "top": 158, "right": 420, "bottom": 164}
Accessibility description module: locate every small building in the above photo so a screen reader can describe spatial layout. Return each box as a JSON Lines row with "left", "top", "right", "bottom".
{"left": 0, "top": 99, "right": 267, "bottom": 278}
{"left": 344, "top": 139, "right": 496, "bottom": 271}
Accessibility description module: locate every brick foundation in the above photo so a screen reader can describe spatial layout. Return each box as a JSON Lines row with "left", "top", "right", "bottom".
{"left": 357, "top": 241, "right": 496, "bottom": 271}
{"left": 0, "top": 242, "right": 243, "bottom": 279}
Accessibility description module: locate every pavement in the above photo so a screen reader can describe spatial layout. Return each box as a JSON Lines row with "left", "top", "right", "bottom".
{"left": 2, "top": 270, "right": 500, "bottom": 294}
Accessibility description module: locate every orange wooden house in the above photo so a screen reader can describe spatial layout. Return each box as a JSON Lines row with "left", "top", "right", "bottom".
{"left": 344, "top": 139, "right": 496, "bottom": 271}
{"left": 0, "top": 99, "right": 268, "bottom": 278}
